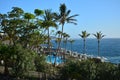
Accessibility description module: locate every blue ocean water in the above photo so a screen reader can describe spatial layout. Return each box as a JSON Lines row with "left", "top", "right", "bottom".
{"left": 52, "top": 38, "right": 120, "bottom": 64}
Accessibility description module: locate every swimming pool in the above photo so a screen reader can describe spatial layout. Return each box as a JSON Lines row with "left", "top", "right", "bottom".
{"left": 46, "top": 55, "right": 63, "bottom": 65}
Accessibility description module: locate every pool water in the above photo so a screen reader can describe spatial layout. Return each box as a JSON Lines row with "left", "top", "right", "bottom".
{"left": 46, "top": 55, "right": 63, "bottom": 65}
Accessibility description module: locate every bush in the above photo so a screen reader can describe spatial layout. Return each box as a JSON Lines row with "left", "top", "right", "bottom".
{"left": 9, "top": 44, "right": 36, "bottom": 78}
{"left": 34, "top": 54, "right": 48, "bottom": 79}
{"left": 59, "top": 59, "right": 119, "bottom": 80}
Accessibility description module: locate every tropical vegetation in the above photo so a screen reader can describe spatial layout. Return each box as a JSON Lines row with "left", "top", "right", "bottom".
{"left": 93, "top": 31, "right": 105, "bottom": 56}
{"left": 79, "top": 31, "right": 90, "bottom": 54}
{"left": 0, "top": 3, "right": 119, "bottom": 80}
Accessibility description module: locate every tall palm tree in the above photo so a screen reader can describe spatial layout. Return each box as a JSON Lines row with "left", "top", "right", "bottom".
{"left": 42, "top": 9, "right": 57, "bottom": 51}
{"left": 41, "top": 9, "right": 57, "bottom": 66}
{"left": 54, "top": 37, "right": 61, "bottom": 66}
{"left": 55, "top": 38, "right": 61, "bottom": 49}
{"left": 62, "top": 33, "right": 70, "bottom": 59}
{"left": 93, "top": 31, "right": 105, "bottom": 56}
{"left": 62, "top": 33, "right": 70, "bottom": 50}
{"left": 54, "top": 31, "right": 62, "bottom": 66}
{"left": 79, "top": 31, "right": 90, "bottom": 54}
{"left": 69, "top": 39, "right": 75, "bottom": 52}
{"left": 54, "top": 3, "right": 78, "bottom": 46}
{"left": 69, "top": 39, "right": 75, "bottom": 57}
{"left": 56, "top": 31, "right": 62, "bottom": 50}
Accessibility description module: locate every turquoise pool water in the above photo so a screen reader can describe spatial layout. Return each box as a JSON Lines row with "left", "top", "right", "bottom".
{"left": 46, "top": 55, "right": 63, "bottom": 65}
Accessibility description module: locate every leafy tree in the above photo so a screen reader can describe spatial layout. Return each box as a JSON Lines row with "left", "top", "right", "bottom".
{"left": 21, "top": 12, "right": 36, "bottom": 47}
{"left": 79, "top": 31, "right": 90, "bottom": 54}
{"left": 8, "top": 7, "right": 24, "bottom": 18}
{"left": 93, "top": 31, "right": 105, "bottom": 56}
{"left": 0, "top": 7, "right": 24, "bottom": 45}
{"left": 28, "top": 31, "right": 45, "bottom": 53}
{"left": 24, "top": 13, "right": 35, "bottom": 21}
{"left": 34, "top": 9, "right": 44, "bottom": 17}
{"left": 0, "top": 43, "right": 36, "bottom": 79}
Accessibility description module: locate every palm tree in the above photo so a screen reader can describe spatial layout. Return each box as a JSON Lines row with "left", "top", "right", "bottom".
{"left": 41, "top": 9, "right": 57, "bottom": 51}
{"left": 54, "top": 3, "right": 78, "bottom": 46}
{"left": 41, "top": 9, "right": 57, "bottom": 66}
{"left": 54, "top": 31, "right": 62, "bottom": 66}
{"left": 55, "top": 38, "right": 61, "bottom": 50}
{"left": 93, "top": 31, "right": 105, "bottom": 56}
{"left": 62, "top": 33, "right": 70, "bottom": 59}
{"left": 56, "top": 31, "right": 62, "bottom": 50}
{"left": 79, "top": 31, "right": 90, "bottom": 54}
{"left": 62, "top": 33, "right": 70, "bottom": 51}
{"left": 69, "top": 39, "right": 75, "bottom": 52}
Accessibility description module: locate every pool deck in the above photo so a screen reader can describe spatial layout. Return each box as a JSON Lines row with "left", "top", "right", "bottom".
{"left": 42, "top": 47, "right": 107, "bottom": 65}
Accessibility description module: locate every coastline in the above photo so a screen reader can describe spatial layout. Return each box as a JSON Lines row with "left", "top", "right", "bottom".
{"left": 51, "top": 38, "right": 120, "bottom": 64}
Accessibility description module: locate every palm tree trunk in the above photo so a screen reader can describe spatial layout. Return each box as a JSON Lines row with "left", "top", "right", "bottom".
{"left": 83, "top": 39, "right": 86, "bottom": 54}
{"left": 98, "top": 40, "right": 100, "bottom": 56}
{"left": 61, "top": 24, "right": 64, "bottom": 39}
{"left": 48, "top": 28, "right": 52, "bottom": 65}
{"left": 60, "top": 24, "right": 64, "bottom": 49}
{"left": 48, "top": 28, "right": 50, "bottom": 49}
{"left": 70, "top": 43, "right": 73, "bottom": 56}
{"left": 54, "top": 41, "right": 58, "bottom": 66}
{"left": 61, "top": 24, "right": 64, "bottom": 60}
{"left": 64, "top": 40, "right": 67, "bottom": 60}
{"left": 57, "top": 34, "right": 61, "bottom": 53}
{"left": 71, "top": 43, "right": 72, "bottom": 51}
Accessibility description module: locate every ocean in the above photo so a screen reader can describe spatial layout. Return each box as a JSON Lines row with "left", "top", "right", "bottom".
{"left": 52, "top": 38, "right": 120, "bottom": 64}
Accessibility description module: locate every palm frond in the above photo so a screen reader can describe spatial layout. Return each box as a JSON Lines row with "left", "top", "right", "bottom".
{"left": 53, "top": 12, "right": 60, "bottom": 21}
{"left": 66, "top": 10, "right": 71, "bottom": 16}
{"left": 93, "top": 31, "right": 105, "bottom": 40}
{"left": 67, "top": 14, "right": 79, "bottom": 19}
{"left": 66, "top": 21, "right": 77, "bottom": 25}
{"left": 78, "top": 34, "right": 83, "bottom": 38}
{"left": 87, "top": 34, "right": 90, "bottom": 37}
{"left": 102, "top": 35, "right": 105, "bottom": 38}
{"left": 60, "top": 3, "right": 66, "bottom": 16}
{"left": 66, "top": 18, "right": 77, "bottom": 22}
{"left": 93, "top": 34, "right": 97, "bottom": 37}
{"left": 79, "top": 31, "right": 90, "bottom": 39}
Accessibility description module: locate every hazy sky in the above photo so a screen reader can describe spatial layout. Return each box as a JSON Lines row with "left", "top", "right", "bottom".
{"left": 0, "top": 0, "right": 120, "bottom": 38}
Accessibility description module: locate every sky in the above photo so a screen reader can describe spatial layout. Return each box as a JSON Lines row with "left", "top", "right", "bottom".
{"left": 0, "top": 0, "right": 120, "bottom": 38}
